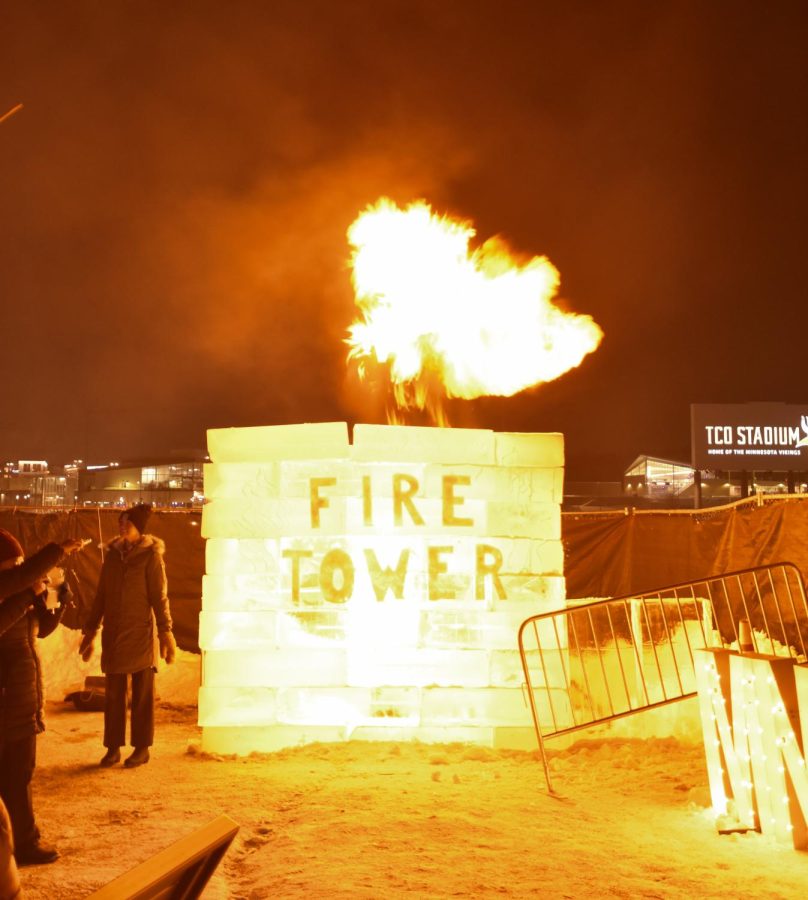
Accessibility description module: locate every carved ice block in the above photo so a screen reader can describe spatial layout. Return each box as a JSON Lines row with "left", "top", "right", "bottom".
{"left": 345, "top": 497, "right": 487, "bottom": 536}
{"left": 423, "top": 465, "right": 563, "bottom": 504}
{"left": 421, "top": 687, "right": 532, "bottom": 727}
{"left": 203, "top": 462, "right": 281, "bottom": 500}
{"left": 420, "top": 606, "right": 549, "bottom": 650}
{"left": 205, "top": 538, "right": 281, "bottom": 576}
{"left": 276, "top": 687, "right": 372, "bottom": 726}
{"left": 276, "top": 610, "right": 348, "bottom": 647}
{"left": 352, "top": 423, "right": 495, "bottom": 464}
{"left": 497, "top": 574, "right": 566, "bottom": 606}
{"left": 202, "top": 496, "right": 346, "bottom": 539}
{"left": 207, "top": 422, "right": 349, "bottom": 463}
{"left": 198, "top": 686, "right": 277, "bottom": 727}
{"left": 486, "top": 501, "right": 561, "bottom": 539}
{"left": 202, "top": 574, "right": 282, "bottom": 611}
{"left": 202, "top": 725, "right": 349, "bottom": 755}
{"left": 494, "top": 432, "right": 564, "bottom": 468}
{"left": 198, "top": 611, "right": 277, "bottom": 650}
{"left": 490, "top": 648, "right": 570, "bottom": 689}
{"left": 201, "top": 421, "right": 568, "bottom": 752}
{"left": 203, "top": 648, "right": 347, "bottom": 687}
{"left": 346, "top": 647, "right": 490, "bottom": 687}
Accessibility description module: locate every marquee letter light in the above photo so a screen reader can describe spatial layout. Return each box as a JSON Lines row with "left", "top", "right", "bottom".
{"left": 198, "top": 422, "right": 568, "bottom": 754}
{"left": 695, "top": 648, "right": 808, "bottom": 849}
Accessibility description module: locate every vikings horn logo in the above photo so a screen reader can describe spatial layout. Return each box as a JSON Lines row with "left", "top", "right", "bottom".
{"left": 797, "top": 416, "right": 808, "bottom": 448}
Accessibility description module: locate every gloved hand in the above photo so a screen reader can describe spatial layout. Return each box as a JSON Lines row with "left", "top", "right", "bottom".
{"left": 78, "top": 632, "right": 95, "bottom": 662}
{"left": 159, "top": 631, "right": 177, "bottom": 665}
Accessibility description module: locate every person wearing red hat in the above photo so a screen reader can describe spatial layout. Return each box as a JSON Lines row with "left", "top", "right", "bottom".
{"left": 0, "top": 528, "right": 86, "bottom": 868}
{"left": 79, "top": 504, "right": 176, "bottom": 769}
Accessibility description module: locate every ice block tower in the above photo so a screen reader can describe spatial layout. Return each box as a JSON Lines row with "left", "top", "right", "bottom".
{"left": 199, "top": 422, "right": 567, "bottom": 754}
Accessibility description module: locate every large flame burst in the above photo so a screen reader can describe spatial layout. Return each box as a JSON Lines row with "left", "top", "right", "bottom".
{"left": 346, "top": 198, "right": 603, "bottom": 425}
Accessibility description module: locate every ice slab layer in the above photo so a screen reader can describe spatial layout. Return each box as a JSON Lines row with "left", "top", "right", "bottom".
{"left": 208, "top": 422, "right": 349, "bottom": 463}
{"left": 495, "top": 432, "right": 564, "bottom": 468}
{"left": 352, "top": 424, "right": 495, "bottom": 465}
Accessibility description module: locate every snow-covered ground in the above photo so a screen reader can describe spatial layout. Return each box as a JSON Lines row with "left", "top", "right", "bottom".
{"left": 14, "top": 630, "right": 808, "bottom": 898}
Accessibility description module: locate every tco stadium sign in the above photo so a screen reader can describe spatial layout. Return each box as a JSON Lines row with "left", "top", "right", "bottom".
{"left": 691, "top": 403, "right": 808, "bottom": 470}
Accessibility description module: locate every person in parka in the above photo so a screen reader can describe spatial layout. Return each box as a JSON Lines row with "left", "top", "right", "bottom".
{"left": 0, "top": 528, "right": 87, "bottom": 867}
{"left": 79, "top": 504, "right": 177, "bottom": 769}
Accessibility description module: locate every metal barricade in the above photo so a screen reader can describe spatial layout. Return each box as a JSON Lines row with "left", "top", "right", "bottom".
{"left": 518, "top": 562, "right": 808, "bottom": 792}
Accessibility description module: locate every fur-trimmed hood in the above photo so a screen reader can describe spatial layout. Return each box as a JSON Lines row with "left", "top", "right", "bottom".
{"left": 105, "top": 534, "right": 165, "bottom": 557}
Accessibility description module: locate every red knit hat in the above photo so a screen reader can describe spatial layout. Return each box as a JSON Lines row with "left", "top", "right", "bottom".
{"left": 0, "top": 528, "right": 24, "bottom": 565}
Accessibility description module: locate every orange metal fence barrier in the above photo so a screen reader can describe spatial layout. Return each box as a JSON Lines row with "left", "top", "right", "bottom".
{"left": 518, "top": 562, "right": 808, "bottom": 793}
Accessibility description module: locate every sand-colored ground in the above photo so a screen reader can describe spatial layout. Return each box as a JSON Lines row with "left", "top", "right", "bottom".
{"left": 15, "top": 692, "right": 808, "bottom": 900}
{"left": 7, "top": 628, "right": 804, "bottom": 897}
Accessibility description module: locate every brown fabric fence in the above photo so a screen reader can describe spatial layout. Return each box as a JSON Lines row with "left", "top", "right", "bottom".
{"left": 0, "top": 508, "right": 205, "bottom": 653}
{"left": 563, "top": 497, "right": 808, "bottom": 598}
{"left": 2, "top": 498, "right": 807, "bottom": 654}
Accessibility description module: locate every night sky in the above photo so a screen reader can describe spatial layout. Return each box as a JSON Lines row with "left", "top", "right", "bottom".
{"left": 2, "top": 1, "right": 806, "bottom": 478}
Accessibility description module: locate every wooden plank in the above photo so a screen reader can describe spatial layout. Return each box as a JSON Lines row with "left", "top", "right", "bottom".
{"left": 86, "top": 814, "right": 239, "bottom": 900}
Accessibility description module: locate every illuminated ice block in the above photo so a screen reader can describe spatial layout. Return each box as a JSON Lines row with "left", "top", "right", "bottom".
{"left": 524, "top": 539, "right": 564, "bottom": 575}
{"left": 283, "top": 461, "right": 425, "bottom": 499}
{"left": 205, "top": 538, "right": 281, "bottom": 575}
{"left": 368, "top": 686, "right": 421, "bottom": 720}
{"left": 198, "top": 686, "right": 277, "bottom": 727}
{"left": 202, "top": 574, "right": 282, "bottom": 611}
{"left": 202, "top": 497, "right": 346, "bottom": 538}
{"left": 347, "top": 536, "right": 429, "bottom": 604}
{"left": 518, "top": 689, "right": 573, "bottom": 732}
{"left": 208, "top": 422, "right": 349, "bottom": 463}
{"left": 345, "top": 496, "right": 487, "bottom": 536}
{"left": 198, "top": 611, "right": 277, "bottom": 650}
{"left": 495, "top": 432, "right": 564, "bottom": 468}
{"left": 352, "top": 424, "right": 495, "bottom": 464}
{"left": 496, "top": 574, "right": 566, "bottom": 606}
{"left": 202, "top": 725, "right": 349, "bottom": 755}
{"left": 204, "top": 648, "right": 347, "bottom": 687}
{"left": 423, "top": 464, "right": 563, "bottom": 505}
{"left": 203, "top": 462, "right": 281, "bottom": 500}
{"left": 276, "top": 687, "right": 372, "bottom": 726}
{"left": 420, "top": 606, "right": 551, "bottom": 650}
{"left": 276, "top": 610, "right": 348, "bottom": 647}
{"left": 347, "top": 647, "right": 491, "bottom": 688}
{"left": 200, "top": 421, "right": 572, "bottom": 752}
{"left": 490, "top": 648, "right": 570, "bottom": 689}
{"left": 487, "top": 501, "right": 561, "bottom": 539}
{"left": 452, "top": 536, "right": 563, "bottom": 577}
{"left": 343, "top": 603, "right": 421, "bottom": 648}
{"left": 421, "top": 687, "right": 531, "bottom": 727}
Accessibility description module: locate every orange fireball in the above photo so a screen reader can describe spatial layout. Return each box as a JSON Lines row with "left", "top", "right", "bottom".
{"left": 346, "top": 198, "right": 603, "bottom": 423}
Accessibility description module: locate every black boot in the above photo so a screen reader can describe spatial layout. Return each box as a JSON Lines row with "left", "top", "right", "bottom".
{"left": 124, "top": 747, "right": 150, "bottom": 768}
{"left": 16, "top": 841, "right": 59, "bottom": 866}
{"left": 99, "top": 747, "right": 121, "bottom": 767}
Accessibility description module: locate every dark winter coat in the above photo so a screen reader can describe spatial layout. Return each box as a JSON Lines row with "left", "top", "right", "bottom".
{"left": 83, "top": 535, "right": 173, "bottom": 675}
{"left": 0, "top": 542, "right": 67, "bottom": 747}
{"left": 0, "top": 584, "right": 68, "bottom": 744}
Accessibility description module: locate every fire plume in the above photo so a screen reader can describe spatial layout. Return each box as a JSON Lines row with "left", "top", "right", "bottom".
{"left": 347, "top": 199, "right": 603, "bottom": 425}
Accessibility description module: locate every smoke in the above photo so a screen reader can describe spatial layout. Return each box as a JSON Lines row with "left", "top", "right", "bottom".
{"left": 1, "top": 1, "right": 805, "bottom": 471}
